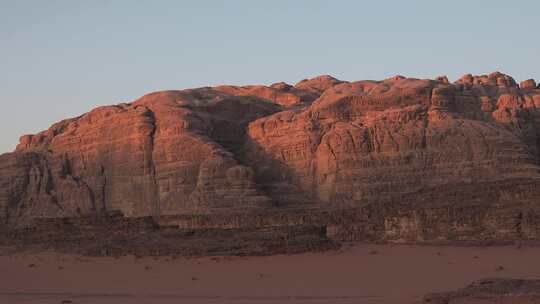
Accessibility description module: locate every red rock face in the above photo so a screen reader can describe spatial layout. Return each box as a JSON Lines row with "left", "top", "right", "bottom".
{"left": 246, "top": 74, "right": 540, "bottom": 206}
{"left": 1, "top": 88, "right": 282, "bottom": 225}
{"left": 2, "top": 73, "right": 540, "bottom": 228}
{"left": 214, "top": 83, "right": 317, "bottom": 107}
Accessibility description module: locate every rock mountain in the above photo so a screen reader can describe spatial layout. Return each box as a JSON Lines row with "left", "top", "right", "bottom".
{"left": 2, "top": 72, "right": 540, "bottom": 241}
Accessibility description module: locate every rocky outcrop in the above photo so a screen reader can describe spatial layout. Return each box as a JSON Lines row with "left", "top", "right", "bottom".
{"left": 521, "top": 79, "right": 537, "bottom": 90}
{"left": 5, "top": 211, "right": 335, "bottom": 256}
{"left": 424, "top": 279, "right": 540, "bottom": 303}
{"left": 2, "top": 73, "right": 540, "bottom": 245}
{"left": 246, "top": 73, "right": 540, "bottom": 208}
{"left": 294, "top": 75, "right": 344, "bottom": 94}
{"left": 214, "top": 82, "right": 318, "bottom": 107}
{"left": 1, "top": 89, "right": 284, "bottom": 226}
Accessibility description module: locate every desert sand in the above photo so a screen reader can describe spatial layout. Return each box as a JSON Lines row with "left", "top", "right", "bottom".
{"left": 2, "top": 244, "right": 540, "bottom": 304}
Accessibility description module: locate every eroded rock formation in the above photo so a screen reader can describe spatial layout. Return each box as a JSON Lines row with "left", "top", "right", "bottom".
{"left": 247, "top": 72, "right": 540, "bottom": 207}
{"left": 2, "top": 72, "right": 540, "bottom": 244}
{"left": 1, "top": 89, "right": 283, "bottom": 224}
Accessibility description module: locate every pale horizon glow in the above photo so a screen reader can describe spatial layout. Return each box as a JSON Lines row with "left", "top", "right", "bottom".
{"left": 1, "top": 0, "right": 539, "bottom": 153}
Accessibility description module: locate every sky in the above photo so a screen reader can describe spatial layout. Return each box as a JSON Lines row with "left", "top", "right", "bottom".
{"left": 1, "top": 0, "right": 539, "bottom": 153}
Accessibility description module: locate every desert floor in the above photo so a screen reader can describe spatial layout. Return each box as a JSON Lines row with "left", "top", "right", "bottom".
{"left": 1, "top": 244, "right": 540, "bottom": 304}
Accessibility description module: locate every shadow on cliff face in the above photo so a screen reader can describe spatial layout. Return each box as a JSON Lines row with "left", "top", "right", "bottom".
{"left": 243, "top": 138, "right": 315, "bottom": 208}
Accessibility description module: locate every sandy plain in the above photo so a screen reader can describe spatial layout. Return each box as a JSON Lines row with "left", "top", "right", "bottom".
{"left": 1, "top": 244, "right": 539, "bottom": 304}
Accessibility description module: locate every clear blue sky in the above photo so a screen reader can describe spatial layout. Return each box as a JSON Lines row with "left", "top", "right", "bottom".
{"left": 1, "top": 0, "right": 539, "bottom": 153}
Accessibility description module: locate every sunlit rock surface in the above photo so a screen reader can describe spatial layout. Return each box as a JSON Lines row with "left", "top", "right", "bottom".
{"left": 2, "top": 72, "right": 540, "bottom": 243}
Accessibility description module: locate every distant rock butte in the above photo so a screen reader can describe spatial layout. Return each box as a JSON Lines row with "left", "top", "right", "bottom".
{"left": 2, "top": 73, "right": 540, "bottom": 238}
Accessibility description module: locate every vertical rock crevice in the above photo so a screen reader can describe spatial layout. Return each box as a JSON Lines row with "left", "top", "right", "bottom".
{"left": 144, "top": 107, "right": 160, "bottom": 219}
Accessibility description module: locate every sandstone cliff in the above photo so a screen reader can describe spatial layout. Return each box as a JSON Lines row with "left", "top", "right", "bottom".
{"left": 2, "top": 72, "right": 540, "bottom": 243}
{"left": 247, "top": 72, "right": 540, "bottom": 206}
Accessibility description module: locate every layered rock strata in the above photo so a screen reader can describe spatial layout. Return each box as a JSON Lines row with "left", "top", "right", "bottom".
{"left": 2, "top": 72, "right": 540, "bottom": 246}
